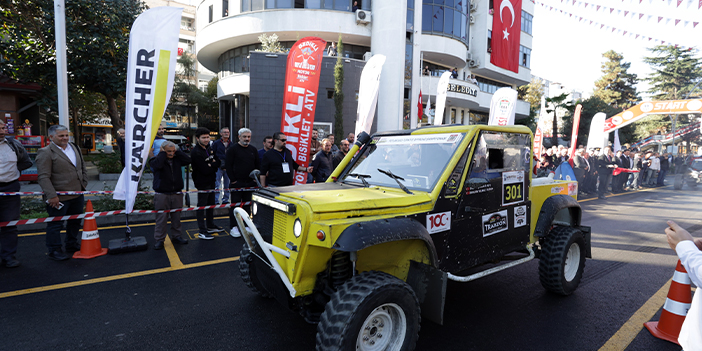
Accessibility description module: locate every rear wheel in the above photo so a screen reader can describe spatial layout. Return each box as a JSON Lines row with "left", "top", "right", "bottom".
{"left": 539, "top": 226, "right": 586, "bottom": 296}
{"left": 316, "top": 271, "right": 420, "bottom": 351}
{"left": 239, "top": 243, "right": 272, "bottom": 298}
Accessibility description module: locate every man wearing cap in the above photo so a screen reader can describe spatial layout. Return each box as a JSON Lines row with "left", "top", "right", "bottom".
{"left": 0, "top": 119, "right": 32, "bottom": 267}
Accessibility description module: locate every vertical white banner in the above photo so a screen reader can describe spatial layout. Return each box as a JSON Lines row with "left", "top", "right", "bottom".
{"left": 488, "top": 87, "right": 518, "bottom": 126}
{"left": 586, "top": 112, "right": 607, "bottom": 151}
{"left": 433, "top": 72, "right": 451, "bottom": 125}
{"left": 613, "top": 130, "right": 621, "bottom": 152}
{"left": 354, "top": 54, "right": 386, "bottom": 137}
{"left": 113, "top": 7, "right": 182, "bottom": 213}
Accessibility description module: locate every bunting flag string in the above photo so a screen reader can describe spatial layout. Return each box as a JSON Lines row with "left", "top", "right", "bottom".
{"left": 536, "top": 0, "right": 701, "bottom": 27}
{"left": 534, "top": 1, "right": 698, "bottom": 48}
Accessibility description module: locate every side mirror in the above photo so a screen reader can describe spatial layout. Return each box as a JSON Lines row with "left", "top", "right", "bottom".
{"left": 250, "top": 169, "right": 263, "bottom": 188}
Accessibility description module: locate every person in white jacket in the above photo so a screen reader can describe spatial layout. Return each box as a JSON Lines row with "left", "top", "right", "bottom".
{"left": 666, "top": 220, "right": 702, "bottom": 351}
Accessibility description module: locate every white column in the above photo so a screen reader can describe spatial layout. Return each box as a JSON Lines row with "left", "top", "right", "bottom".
{"left": 372, "top": 0, "right": 407, "bottom": 132}
{"left": 409, "top": 1, "right": 422, "bottom": 129}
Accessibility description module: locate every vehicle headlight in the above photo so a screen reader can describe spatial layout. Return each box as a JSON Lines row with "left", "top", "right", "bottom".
{"left": 293, "top": 219, "right": 302, "bottom": 238}
{"left": 252, "top": 202, "right": 258, "bottom": 216}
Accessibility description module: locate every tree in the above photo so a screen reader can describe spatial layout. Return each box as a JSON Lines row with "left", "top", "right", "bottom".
{"left": 545, "top": 93, "right": 573, "bottom": 146}
{"left": 0, "top": 0, "right": 147, "bottom": 129}
{"left": 593, "top": 50, "right": 639, "bottom": 108}
{"left": 561, "top": 96, "right": 622, "bottom": 147}
{"left": 257, "top": 33, "right": 286, "bottom": 53}
{"left": 171, "top": 54, "right": 217, "bottom": 133}
{"left": 516, "top": 77, "right": 545, "bottom": 132}
{"left": 644, "top": 45, "right": 702, "bottom": 100}
{"left": 333, "top": 35, "right": 344, "bottom": 144}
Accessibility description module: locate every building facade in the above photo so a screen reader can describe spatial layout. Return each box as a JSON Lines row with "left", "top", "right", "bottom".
{"left": 196, "top": 0, "right": 532, "bottom": 140}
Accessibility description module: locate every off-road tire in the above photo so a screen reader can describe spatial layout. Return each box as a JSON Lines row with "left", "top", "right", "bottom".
{"left": 315, "top": 271, "right": 421, "bottom": 351}
{"left": 239, "top": 243, "right": 272, "bottom": 298}
{"left": 539, "top": 226, "right": 586, "bottom": 296}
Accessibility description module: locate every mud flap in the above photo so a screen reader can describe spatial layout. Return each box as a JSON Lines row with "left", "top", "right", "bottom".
{"left": 406, "top": 261, "right": 447, "bottom": 325}
{"left": 577, "top": 225, "right": 592, "bottom": 258}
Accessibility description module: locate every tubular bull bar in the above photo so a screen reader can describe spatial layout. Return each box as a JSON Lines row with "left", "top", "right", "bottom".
{"left": 232, "top": 207, "right": 297, "bottom": 298}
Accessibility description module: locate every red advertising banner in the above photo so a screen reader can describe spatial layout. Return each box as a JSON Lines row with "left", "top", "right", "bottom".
{"left": 280, "top": 37, "right": 327, "bottom": 185}
{"left": 533, "top": 126, "right": 543, "bottom": 157}
{"left": 490, "top": 0, "right": 522, "bottom": 73}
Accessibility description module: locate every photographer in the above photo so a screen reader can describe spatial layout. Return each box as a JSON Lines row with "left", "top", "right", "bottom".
{"left": 191, "top": 127, "right": 223, "bottom": 240}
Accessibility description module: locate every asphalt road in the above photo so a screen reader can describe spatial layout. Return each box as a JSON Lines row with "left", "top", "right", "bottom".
{"left": 1, "top": 184, "right": 699, "bottom": 350}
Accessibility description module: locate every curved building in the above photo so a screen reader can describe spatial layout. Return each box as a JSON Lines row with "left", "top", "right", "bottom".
{"left": 196, "top": 0, "right": 532, "bottom": 138}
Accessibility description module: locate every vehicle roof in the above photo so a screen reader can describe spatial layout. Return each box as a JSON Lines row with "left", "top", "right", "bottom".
{"left": 372, "top": 124, "right": 533, "bottom": 138}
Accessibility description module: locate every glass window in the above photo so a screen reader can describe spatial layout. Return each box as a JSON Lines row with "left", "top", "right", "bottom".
{"left": 323, "top": 0, "right": 333, "bottom": 8}
{"left": 422, "top": 4, "right": 432, "bottom": 31}
{"left": 444, "top": 8, "right": 453, "bottom": 34}
{"left": 520, "top": 46, "right": 531, "bottom": 68}
{"left": 433, "top": 6, "right": 443, "bottom": 32}
{"left": 278, "top": 0, "right": 293, "bottom": 7}
{"left": 487, "top": 30, "right": 492, "bottom": 53}
{"left": 242, "top": 0, "right": 250, "bottom": 12}
{"left": 453, "top": 9, "right": 461, "bottom": 37}
{"left": 434, "top": 0, "right": 444, "bottom": 4}
{"left": 521, "top": 10, "right": 533, "bottom": 35}
{"left": 407, "top": 8, "right": 414, "bottom": 31}
{"left": 461, "top": 13, "right": 466, "bottom": 41}
{"left": 252, "top": 0, "right": 264, "bottom": 10}
{"left": 266, "top": 0, "right": 275, "bottom": 7}
{"left": 223, "top": 0, "right": 229, "bottom": 16}
{"left": 334, "top": 0, "right": 350, "bottom": 10}
{"left": 208, "top": 5, "right": 213, "bottom": 22}
{"left": 306, "top": 0, "right": 321, "bottom": 8}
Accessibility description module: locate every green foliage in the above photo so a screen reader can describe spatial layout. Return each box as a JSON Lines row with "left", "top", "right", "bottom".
{"left": 257, "top": 33, "right": 286, "bottom": 53}
{"left": 94, "top": 150, "right": 123, "bottom": 173}
{"left": 593, "top": 50, "right": 639, "bottom": 108}
{"left": 20, "top": 197, "right": 48, "bottom": 217}
{"left": 644, "top": 45, "right": 702, "bottom": 100}
{"left": 516, "top": 77, "right": 544, "bottom": 132}
{"left": 92, "top": 181, "right": 154, "bottom": 212}
{"left": 171, "top": 54, "right": 218, "bottom": 132}
{"left": 562, "top": 96, "right": 623, "bottom": 147}
{"left": 0, "top": 0, "right": 147, "bottom": 128}
{"left": 333, "top": 35, "right": 345, "bottom": 144}
{"left": 545, "top": 93, "right": 574, "bottom": 145}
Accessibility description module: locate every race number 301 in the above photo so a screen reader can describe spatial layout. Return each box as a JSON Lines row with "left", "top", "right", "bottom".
{"left": 502, "top": 171, "right": 525, "bottom": 206}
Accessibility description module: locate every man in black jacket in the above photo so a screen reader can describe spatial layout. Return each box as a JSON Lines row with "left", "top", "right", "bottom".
{"left": 0, "top": 119, "right": 32, "bottom": 267}
{"left": 597, "top": 146, "right": 617, "bottom": 199}
{"left": 332, "top": 139, "right": 350, "bottom": 169}
{"left": 261, "top": 132, "right": 312, "bottom": 186}
{"left": 150, "top": 141, "right": 191, "bottom": 250}
{"left": 191, "top": 127, "right": 223, "bottom": 239}
{"left": 225, "top": 128, "right": 259, "bottom": 237}
{"left": 311, "top": 138, "right": 334, "bottom": 183}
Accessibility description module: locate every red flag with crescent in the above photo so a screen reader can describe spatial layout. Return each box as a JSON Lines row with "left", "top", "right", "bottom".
{"left": 490, "top": 0, "right": 522, "bottom": 73}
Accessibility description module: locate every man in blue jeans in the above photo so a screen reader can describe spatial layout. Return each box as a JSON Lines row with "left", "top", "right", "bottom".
{"left": 36, "top": 125, "right": 88, "bottom": 261}
{"left": 212, "top": 127, "right": 232, "bottom": 204}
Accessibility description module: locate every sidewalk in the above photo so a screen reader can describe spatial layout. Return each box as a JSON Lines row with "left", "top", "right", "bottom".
{"left": 17, "top": 162, "right": 230, "bottom": 231}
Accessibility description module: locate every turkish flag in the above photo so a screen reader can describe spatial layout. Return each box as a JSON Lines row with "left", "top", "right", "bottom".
{"left": 490, "top": 0, "right": 522, "bottom": 73}
{"left": 417, "top": 90, "right": 423, "bottom": 120}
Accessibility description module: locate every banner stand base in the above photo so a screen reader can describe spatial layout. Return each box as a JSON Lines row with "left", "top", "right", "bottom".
{"left": 108, "top": 236, "right": 148, "bottom": 254}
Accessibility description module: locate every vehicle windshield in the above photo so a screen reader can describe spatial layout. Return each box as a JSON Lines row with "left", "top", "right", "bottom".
{"left": 341, "top": 133, "right": 466, "bottom": 192}
{"left": 691, "top": 160, "right": 702, "bottom": 171}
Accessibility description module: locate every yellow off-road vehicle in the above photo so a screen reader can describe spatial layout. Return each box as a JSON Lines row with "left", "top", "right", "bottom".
{"left": 233, "top": 124, "right": 591, "bottom": 351}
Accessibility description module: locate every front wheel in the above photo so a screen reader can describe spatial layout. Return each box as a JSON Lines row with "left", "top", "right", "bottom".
{"left": 316, "top": 271, "right": 421, "bottom": 351}
{"left": 539, "top": 226, "right": 586, "bottom": 296}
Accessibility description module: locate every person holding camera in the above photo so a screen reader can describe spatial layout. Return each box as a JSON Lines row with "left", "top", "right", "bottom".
{"left": 665, "top": 220, "right": 702, "bottom": 350}
{"left": 191, "top": 127, "right": 223, "bottom": 240}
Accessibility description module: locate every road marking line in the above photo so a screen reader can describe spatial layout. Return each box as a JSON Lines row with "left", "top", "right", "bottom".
{"left": 18, "top": 216, "right": 229, "bottom": 237}
{"left": 164, "top": 236, "right": 184, "bottom": 268}
{"left": 598, "top": 279, "right": 672, "bottom": 351}
{"left": 0, "top": 256, "right": 239, "bottom": 299}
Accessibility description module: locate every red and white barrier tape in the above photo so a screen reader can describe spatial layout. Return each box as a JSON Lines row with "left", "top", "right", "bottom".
{"left": 0, "top": 187, "right": 260, "bottom": 197}
{"left": 0, "top": 201, "right": 252, "bottom": 227}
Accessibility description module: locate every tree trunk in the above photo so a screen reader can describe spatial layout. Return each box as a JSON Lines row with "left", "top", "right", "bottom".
{"left": 105, "top": 94, "right": 123, "bottom": 137}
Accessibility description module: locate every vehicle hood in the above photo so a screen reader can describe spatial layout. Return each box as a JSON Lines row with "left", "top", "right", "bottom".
{"left": 266, "top": 182, "right": 433, "bottom": 213}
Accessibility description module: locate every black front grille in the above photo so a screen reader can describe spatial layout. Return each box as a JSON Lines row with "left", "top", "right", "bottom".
{"left": 253, "top": 203, "right": 274, "bottom": 243}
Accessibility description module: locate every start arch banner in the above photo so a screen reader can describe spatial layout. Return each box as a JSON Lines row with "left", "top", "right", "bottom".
{"left": 603, "top": 99, "right": 702, "bottom": 132}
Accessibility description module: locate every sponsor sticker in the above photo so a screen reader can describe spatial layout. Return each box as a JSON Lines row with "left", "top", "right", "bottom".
{"left": 551, "top": 186, "right": 565, "bottom": 194}
{"left": 466, "top": 182, "right": 494, "bottom": 195}
{"left": 482, "top": 210, "right": 509, "bottom": 237}
{"left": 375, "top": 133, "right": 463, "bottom": 146}
{"left": 426, "top": 211, "right": 451, "bottom": 234}
{"left": 514, "top": 205, "right": 527, "bottom": 228}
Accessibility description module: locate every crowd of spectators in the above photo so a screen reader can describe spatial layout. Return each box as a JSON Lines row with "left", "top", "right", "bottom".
{"left": 536, "top": 142, "right": 695, "bottom": 199}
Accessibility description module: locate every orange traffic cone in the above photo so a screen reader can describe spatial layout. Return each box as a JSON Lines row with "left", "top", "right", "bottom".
{"left": 73, "top": 200, "right": 109, "bottom": 259}
{"left": 644, "top": 260, "right": 692, "bottom": 345}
